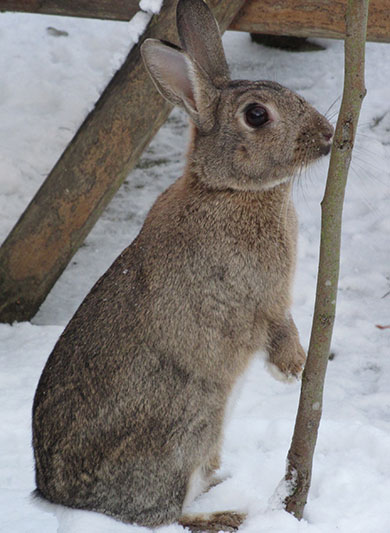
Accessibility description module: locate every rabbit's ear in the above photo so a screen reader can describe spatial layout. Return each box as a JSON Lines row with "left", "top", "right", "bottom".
{"left": 141, "top": 39, "right": 219, "bottom": 131}
{"left": 176, "top": 0, "right": 229, "bottom": 84}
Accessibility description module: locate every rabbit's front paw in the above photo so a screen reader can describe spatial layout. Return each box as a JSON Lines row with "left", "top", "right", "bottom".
{"left": 266, "top": 352, "right": 305, "bottom": 383}
{"left": 267, "top": 319, "right": 306, "bottom": 381}
{"left": 270, "top": 343, "right": 306, "bottom": 381}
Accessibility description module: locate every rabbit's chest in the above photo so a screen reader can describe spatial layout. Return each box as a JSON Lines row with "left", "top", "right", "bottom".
{"left": 197, "top": 233, "right": 294, "bottom": 328}
{"left": 225, "top": 224, "right": 294, "bottom": 292}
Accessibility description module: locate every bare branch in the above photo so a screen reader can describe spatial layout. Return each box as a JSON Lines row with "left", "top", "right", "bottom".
{"left": 282, "top": 0, "right": 370, "bottom": 519}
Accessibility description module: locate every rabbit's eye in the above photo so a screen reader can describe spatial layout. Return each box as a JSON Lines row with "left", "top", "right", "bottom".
{"left": 244, "top": 104, "right": 269, "bottom": 128}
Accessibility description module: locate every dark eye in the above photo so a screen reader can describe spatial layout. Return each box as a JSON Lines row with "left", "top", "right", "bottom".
{"left": 244, "top": 104, "right": 269, "bottom": 128}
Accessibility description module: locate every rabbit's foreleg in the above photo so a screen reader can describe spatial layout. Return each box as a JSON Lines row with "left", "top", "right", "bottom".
{"left": 266, "top": 315, "right": 306, "bottom": 381}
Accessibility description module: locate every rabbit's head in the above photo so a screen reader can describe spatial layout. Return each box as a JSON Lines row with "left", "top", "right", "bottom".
{"left": 141, "top": 0, "right": 333, "bottom": 192}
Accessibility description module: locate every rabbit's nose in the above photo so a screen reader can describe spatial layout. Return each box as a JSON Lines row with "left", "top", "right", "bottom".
{"left": 322, "top": 123, "right": 334, "bottom": 142}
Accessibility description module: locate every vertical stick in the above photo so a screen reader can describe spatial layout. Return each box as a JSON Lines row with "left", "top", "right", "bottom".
{"left": 283, "top": 0, "right": 370, "bottom": 519}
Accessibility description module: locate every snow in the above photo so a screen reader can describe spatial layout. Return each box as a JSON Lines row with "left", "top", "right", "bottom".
{"left": 140, "top": 0, "right": 165, "bottom": 14}
{"left": 0, "top": 7, "right": 389, "bottom": 533}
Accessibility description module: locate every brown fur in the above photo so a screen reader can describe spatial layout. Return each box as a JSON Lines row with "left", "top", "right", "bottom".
{"left": 179, "top": 511, "right": 246, "bottom": 532}
{"left": 32, "top": 0, "right": 333, "bottom": 530}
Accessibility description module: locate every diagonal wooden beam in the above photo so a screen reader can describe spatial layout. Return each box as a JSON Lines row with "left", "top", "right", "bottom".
{"left": 0, "top": 0, "right": 245, "bottom": 323}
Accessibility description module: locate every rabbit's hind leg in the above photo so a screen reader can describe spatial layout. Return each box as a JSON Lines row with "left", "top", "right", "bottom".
{"left": 180, "top": 455, "right": 244, "bottom": 532}
{"left": 182, "top": 464, "right": 210, "bottom": 510}
{"left": 183, "top": 443, "right": 224, "bottom": 510}
{"left": 179, "top": 511, "right": 246, "bottom": 532}
{"left": 203, "top": 447, "right": 228, "bottom": 490}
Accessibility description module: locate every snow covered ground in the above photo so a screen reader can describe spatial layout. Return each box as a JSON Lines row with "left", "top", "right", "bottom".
{"left": 1, "top": 6, "right": 389, "bottom": 533}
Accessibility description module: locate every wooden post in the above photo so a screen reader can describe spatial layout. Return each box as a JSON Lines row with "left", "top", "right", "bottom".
{"left": 0, "top": 0, "right": 245, "bottom": 323}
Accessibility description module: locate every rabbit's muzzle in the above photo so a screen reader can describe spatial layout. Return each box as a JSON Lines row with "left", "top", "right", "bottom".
{"left": 318, "top": 125, "right": 334, "bottom": 155}
{"left": 318, "top": 138, "right": 332, "bottom": 156}
{"left": 296, "top": 115, "right": 334, "bottom": 164}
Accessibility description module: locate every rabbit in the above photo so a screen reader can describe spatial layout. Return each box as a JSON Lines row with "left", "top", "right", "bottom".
{"left": 32, "top": 0, "right": 334, "bottom": 531}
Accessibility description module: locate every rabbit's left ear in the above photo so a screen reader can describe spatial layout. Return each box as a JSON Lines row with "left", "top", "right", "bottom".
{"left": 141, "top": 38, "right": 219, "bottom": 132}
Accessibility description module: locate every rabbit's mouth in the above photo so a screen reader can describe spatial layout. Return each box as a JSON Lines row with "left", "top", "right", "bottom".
{"left": 296, "top": 119, "right": 334, "bottom": 166}
{"left": 318, "top": 141, "right": 332, "bottom": 156}
{"left": 318, "top": 127, "right": 334, "bottom": 156}
{"left": 299, "top": 139, "right": 332, "bottom": 170}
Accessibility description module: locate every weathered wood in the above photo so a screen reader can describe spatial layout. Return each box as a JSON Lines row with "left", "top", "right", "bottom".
{"left": 0, "top": 0, "right": 139, "bottom": 21}
{"left": 0, "top": 0, "right": 245, "bottom": 323}
{"left": 231, "top": 0, "right": 390, "bottom": 43}
{"left": 1, "top": 0, "right": 389, "bottom": 43}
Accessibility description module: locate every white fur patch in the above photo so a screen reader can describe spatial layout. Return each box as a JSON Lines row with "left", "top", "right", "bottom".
{"left": 265, "top": 361, "right": 301, "bottom": 383}
{"left": 182, "top": 466, "right": 208, "bottom": 510}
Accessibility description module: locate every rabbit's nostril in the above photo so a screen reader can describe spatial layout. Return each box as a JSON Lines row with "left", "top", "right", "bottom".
{"left": 323, "top": 123, "right": 334, "bottom": 142}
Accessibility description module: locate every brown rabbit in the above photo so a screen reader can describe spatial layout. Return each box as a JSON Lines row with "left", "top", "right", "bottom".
{"left": 32, "top": 0, "right": 333, "bottom": 531}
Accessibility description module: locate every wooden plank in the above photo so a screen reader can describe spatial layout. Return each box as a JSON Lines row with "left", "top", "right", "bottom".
{"left": 0, "top": 0, "right": 245, "bottom": 323}
{"left": 0, "top": 0, "right": 139, "bottom": 21}
{"left": 2, "top": 0, "right": 388, "bottom": 43}
{"left": 230, "top": 0, "right": 390, "bottom": 43}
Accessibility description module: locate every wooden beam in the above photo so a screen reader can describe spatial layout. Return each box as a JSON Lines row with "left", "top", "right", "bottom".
{"left": 1, "top": 0, "right": 389, "bottom": 43}
{"left": 0, "top": 0, "right": 139, "bottom": 21}
{"left": 230, "top": 0, "right": 390, "bottom": 43}
{"left": 0, "top": 0, "right": 245, "bottom": 323}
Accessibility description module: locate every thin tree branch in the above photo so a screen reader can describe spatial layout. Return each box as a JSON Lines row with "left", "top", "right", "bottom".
{"left": 282, "top": 0, "right": 370, "bottom": 519}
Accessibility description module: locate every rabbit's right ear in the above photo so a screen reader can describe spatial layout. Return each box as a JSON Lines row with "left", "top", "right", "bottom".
{"left": 141, "top": 38, "right": 219, "bottom": 132}
{"left": 176, "top": 0, "right": 229, "bottom": 84}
